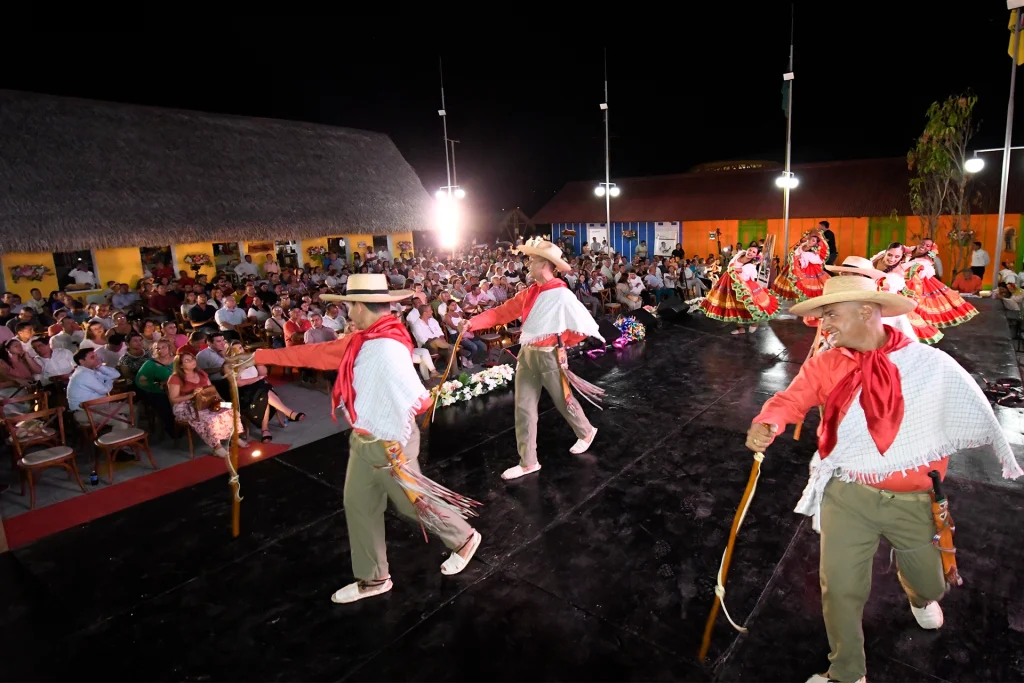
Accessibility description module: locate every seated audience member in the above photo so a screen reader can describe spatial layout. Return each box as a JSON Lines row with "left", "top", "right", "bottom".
{"left": 166, "top": 352, "right": 246, "bottom": 458}
{"left": 66, "top": 348, "right": 131, "bottom": 430}
{"left": 951, "top": 268, "right": 983, "bottom": 295}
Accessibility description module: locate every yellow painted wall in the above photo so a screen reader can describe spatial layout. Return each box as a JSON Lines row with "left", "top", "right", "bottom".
{"left": 299, "top": 237, "right": 327, "bottom": 267}
{"left": 345, "top": 234, "right": 375, "bottom": 262}
{"left": 1, "top": 251, "right": 61, "bottom": 300}
{"left": 173, "top": 242, "right": 217, "bottom": 280}
{"left": 391, "top": 231, "right": 415, "bottom": 258}
{"left": 94, "top": 247, "right": 144, "bottom": 290}
{"left": 243, "top": 241, "right": 276, "bottom": 264}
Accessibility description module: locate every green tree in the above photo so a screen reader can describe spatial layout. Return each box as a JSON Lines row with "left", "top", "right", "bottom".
{"left": 907, "top": 93, "right": 979, "bottom": 274}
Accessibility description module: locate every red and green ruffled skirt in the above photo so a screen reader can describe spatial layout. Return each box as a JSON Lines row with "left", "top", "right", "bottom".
{"left": 907, "top": 274, "right": 978, "bottom": 328}
{"left": 701, "top": 270, "right": 779, "bottom": 323}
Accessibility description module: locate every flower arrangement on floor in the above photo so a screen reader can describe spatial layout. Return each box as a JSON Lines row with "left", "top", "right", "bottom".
{"left": 434, "top": 364, "right": 515, "bottom": 407}
{"left": 184, "top": 253, "right": 212, "bottom": 273}
{"left": 615, "top": 316, "right": 646, "bottom": 345}
{"left": 9, "top": 264, "right": 54, "bottom": 282}
{"left": 586, "top": 316, "right": 647, "bottom": 358}
{"left": 307, "top": 245, "right": 326, "bottom": 264}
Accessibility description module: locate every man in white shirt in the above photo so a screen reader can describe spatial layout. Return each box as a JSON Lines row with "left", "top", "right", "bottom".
{"left": 23, "top": 288, "right": 47, "bottom": 316}
{"left": 32, "top": 337, "right": 75, "bottom": 386}
{"left": 970, "top": 241, "right": 990, "bottom": 279}
{"left": 376, "top": 247, "right": 391, "bottom": 264}
{"left": 410, "top": 305, "right": 451, "bottom": 364}
{"left": 97, "top": 334, "right": 127, "bottom": 367}
{"left": 999, "top": 262, "right": 1017, "bottom": 285}
{"left": 50, "top": 317, "right": 85, "bottom": 352}
{"left": 214, "top": 296, "right": 248, "bottom": 340}
{"left": 322, "top": 304, "right": 347, "bottom": 332}
{"left": 234, "top": 255, "right": 260, "bottom": 279}
{"left": 324, "top": 268, "right": 341, "bottom": 290}
{"left": 68, "top": 264, "right": 97, "bottom": 289}
{"left": 600, "top": 259, "right": 614, "bottom": 281}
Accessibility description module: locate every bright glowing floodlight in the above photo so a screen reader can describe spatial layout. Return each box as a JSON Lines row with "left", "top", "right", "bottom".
{"left": 594, "top": 185, "right": 606, "bottom": 197}
{"left": 435, "top": 189, "right": 447, "bottom": 200}
{"left": 965, "top": 156, "right": 985, "bottom": 174}
{"left": 775, "top": 172, "right": 799, "bottom": 189}
{"left": 609, "top": 185, "right": 621, "bottom": 197}
{"left": 436, "top": 194, "right": 460, "bottom": 248}
{"left": 454, "top": 187, "right": 466, "bottom": 199}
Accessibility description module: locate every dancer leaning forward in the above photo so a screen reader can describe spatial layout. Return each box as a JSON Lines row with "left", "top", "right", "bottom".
{"left": 251, "top": 274, "right": 483, "bottom": 604}
{"left": 746, "top": 276, "right": 1022, "bottom": 683}
{"left": 463, "top": 237, "right": 604, "bottom": 481}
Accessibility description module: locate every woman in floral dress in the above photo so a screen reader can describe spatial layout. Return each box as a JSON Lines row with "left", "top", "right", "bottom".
{"left": 167, "top": 353, "right": 246, "bottom": 458}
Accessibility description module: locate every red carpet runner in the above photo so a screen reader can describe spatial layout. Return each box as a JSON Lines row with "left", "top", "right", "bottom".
{"left": 3, "top": 442, "right": 291, "bottom": 550}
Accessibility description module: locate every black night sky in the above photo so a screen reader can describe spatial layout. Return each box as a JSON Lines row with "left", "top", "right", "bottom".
{"left": 8, "top": 7, "right": 1019, "bottom": 223}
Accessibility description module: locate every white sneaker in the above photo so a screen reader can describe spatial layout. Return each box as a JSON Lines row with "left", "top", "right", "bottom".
{"left": 570, "top": 428, "right": 598, "bottom": 454}
{"left": 910, "top": 600, "right": 944, "bottom": 629}
{"left": 805, "top": 675, "right": 865, "bottom": 683}
{"left": 501, "top": 463, "right": 541, "bottom": 480}
{"left": 331, "top": 578, "right": 393, "bottom": 604}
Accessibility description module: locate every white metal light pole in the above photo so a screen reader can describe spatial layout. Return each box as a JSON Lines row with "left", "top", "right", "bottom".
{"left": 439, "top": 58, "right": 452, "bottom": 200}
{"left": 993, "top": 3, "right": 1022, "bottom": 291}
{"left": 602, "top": 49, "right": 611, "bottom": 228}
{"left": 780, "top": 4, "right": 796, "bottom": 250}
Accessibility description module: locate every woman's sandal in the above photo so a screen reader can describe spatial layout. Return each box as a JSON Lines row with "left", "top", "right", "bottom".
{"left": 261, "top": 429, "right": 273, "bottom": 443}
{"left": 288, "top": 412, "right": 306, "bottom": 422}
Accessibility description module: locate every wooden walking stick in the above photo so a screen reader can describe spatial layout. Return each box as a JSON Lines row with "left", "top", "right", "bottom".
{"left": 698, "top": 444, "right": 768, "bottom": 662}
{"left": 225, "top": 361, "right": 245, "bottom": 538}
{"left": 792, "top": 324, "right": 824, "bottom": 441}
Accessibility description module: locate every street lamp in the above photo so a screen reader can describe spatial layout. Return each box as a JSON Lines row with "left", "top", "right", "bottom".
{"left": 594, "top": 182, "right": 620, "bottom": 198}
{"left": 775, "top": 171, "right": 799, "bottom": 189}
{"left": 964, "top": 146, "right": 1024, "bottom": 174}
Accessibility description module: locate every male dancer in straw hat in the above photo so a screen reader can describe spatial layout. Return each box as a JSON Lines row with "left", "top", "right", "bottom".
{"left": 824, "top": 256, "right": 918, "bottom": 341}
{"left": 250, "top": 273, "right": 482, "bottom": 604}
{"left": 746, "top": 275, "right": 1021, "bottom": 683}
{"left": 464, "top": 237, "right": 603, "bottom": 480}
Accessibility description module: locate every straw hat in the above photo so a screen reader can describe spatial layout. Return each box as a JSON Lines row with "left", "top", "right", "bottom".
{"left": 321, "top": 274, "right": 413, "bottom": 303}
{"left": 790, "top": 274, "right": 917, "bottom": 318}
{"left": 514, "top": 237, "right": 571, "bottom": 273}
{"left": 825, "top": 255, "right": 886, "bottom": 279}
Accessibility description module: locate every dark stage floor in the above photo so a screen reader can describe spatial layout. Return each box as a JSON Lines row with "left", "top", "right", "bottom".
{"left": 2, "top": 300, "right": 1023, "bottom": 682}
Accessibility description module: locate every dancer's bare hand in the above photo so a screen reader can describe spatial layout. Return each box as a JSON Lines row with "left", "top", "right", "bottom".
{"left": 745, "top": 423, "right": 778, "bottom": 452}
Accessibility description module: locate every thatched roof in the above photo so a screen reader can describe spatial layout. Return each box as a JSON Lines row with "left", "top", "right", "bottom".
{"left": 0, "top": 90, "right": 434, "bottom": 253}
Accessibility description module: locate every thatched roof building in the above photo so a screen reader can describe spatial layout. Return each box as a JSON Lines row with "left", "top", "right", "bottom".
{"left": 0, "top": 90, "right": 433, "bottom": 253}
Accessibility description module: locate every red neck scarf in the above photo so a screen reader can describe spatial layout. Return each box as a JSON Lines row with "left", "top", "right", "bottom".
{"left": 819, "top": 327, "right": 913, "bottom": 459}
{"left": 331, "top": 315, "right": 414, "bottom": 423}
{"left": 521, "top": 278, "right": 567, "bottom": 321}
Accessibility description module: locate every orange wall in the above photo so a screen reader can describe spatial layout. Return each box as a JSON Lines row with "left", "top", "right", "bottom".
{"left": 683, "top": 214, "right": 1022, "bottom": 286}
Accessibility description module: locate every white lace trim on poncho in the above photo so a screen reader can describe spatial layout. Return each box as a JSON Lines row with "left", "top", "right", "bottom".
{"left": 340, "top": 338, "right": 428, "bottom": 445}
{"left": 795, "top": 342, "right": 1022, "bottom": 531}
{"left": 520, "top": 287, "right": 604, "bottom": 347}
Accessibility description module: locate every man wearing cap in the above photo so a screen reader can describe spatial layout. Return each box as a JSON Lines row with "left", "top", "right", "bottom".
{"left": 464, "top": 237, "right": 603, "bottom": 481}
{"left": 248, "top": 273, "right": 482, "bottom": 604}
{"left": 746, "top": 276, "right": 1022, "bottom": 683}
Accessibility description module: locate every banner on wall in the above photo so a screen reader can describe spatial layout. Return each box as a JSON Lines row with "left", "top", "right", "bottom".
{"left": 654, "top": 222, "right": 680, "bottom": 256}
{"left": 586, "top": 224, "right": 609, "bottom": 251}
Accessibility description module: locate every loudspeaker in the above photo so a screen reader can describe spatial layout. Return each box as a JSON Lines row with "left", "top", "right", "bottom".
{"left": 597, "top": 319, "right": 622, "bottom": 344}
{"left": 631, "top": 307, "right": 662, "bottom": 330}
{"left": 657, "top": 298, "right": 689, "bottom": 321}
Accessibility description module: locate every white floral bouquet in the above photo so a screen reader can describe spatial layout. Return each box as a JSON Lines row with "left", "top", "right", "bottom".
{"left": 434, "top": 363, "right": 515, "bottom": 407}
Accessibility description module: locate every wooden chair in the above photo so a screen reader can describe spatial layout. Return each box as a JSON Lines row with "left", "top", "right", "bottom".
{"left": 80, "top": 392, "right": 156, "bottom": 484}
{"left": 8, "top": 406, "right": 84, "bottom": 509}
{"left": 597, "top": 289, "right": 612, "bottom": 312}
{"left": 505, "top": 325, "right": 522, "bottom": 347}
{"left": 605, "top": 303, "right": 622, "bottom": 319}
